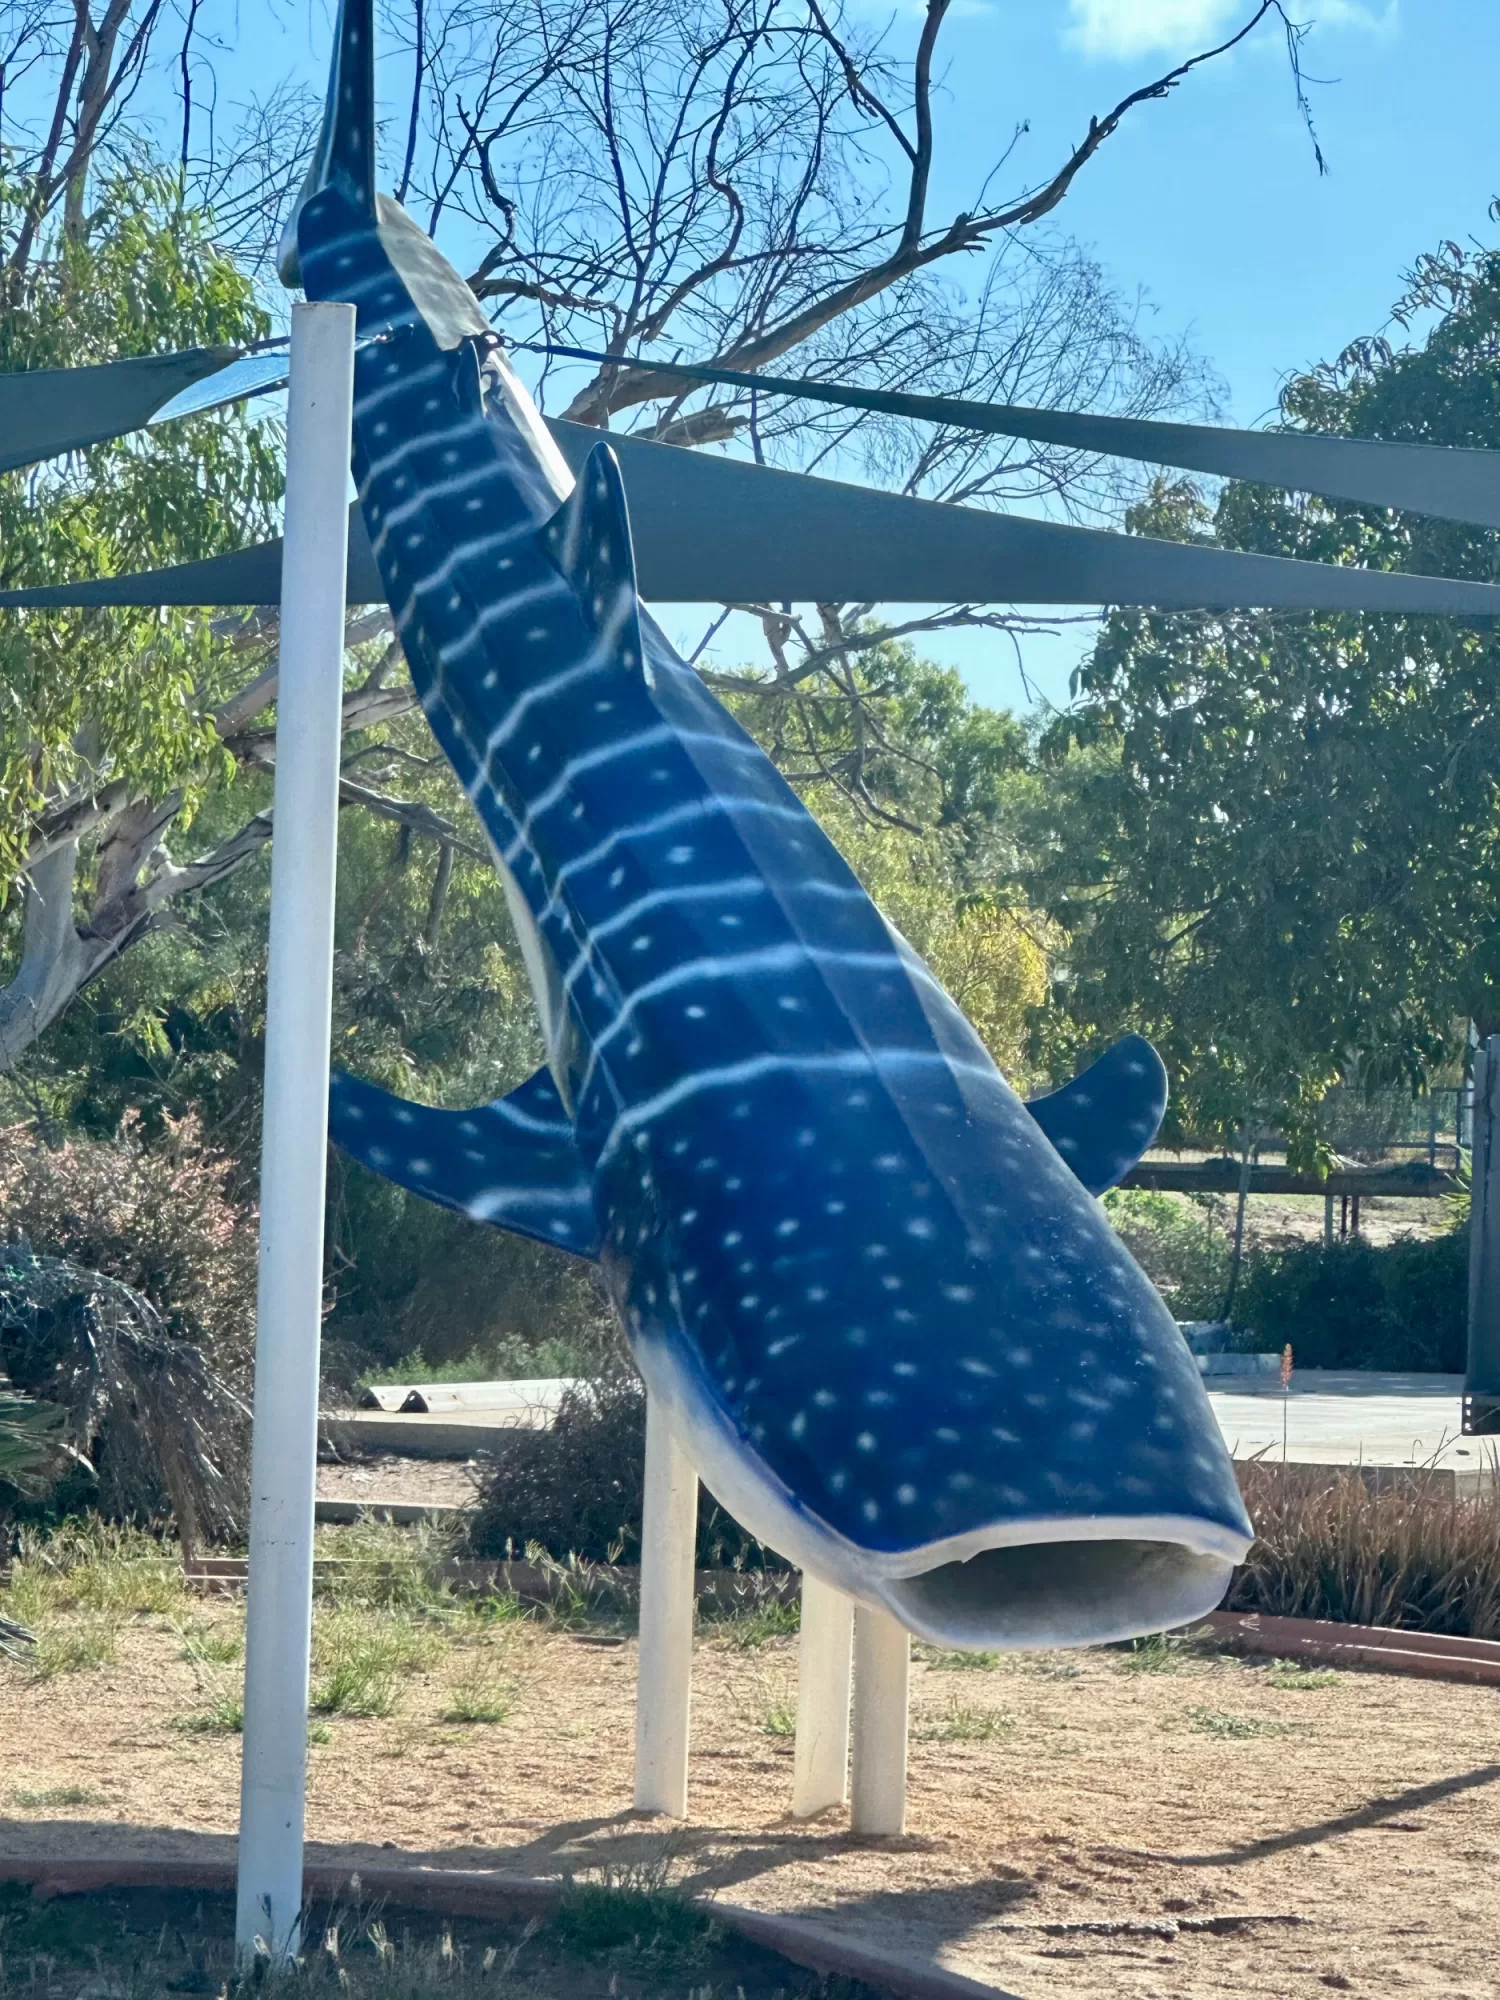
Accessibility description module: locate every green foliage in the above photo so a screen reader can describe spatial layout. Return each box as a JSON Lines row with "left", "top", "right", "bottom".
{"left": 1101, "top": 1188, "right": 1230, "bottom": 1319}
{"left": 0, "top": 164, "right": 281, "bottom": 891}
{"left": 912, "top": 1698, "right": 1016, "bottom": 1742}
{"left": 1115, "top": 1630, "right": 1200, "bottom": 1675}
{"left": 1028, "top": 233, "right": 1500, "bottom": 1151}
{"left": 1265, "top": 1659, "right": 1341, "bottom": 1690}
{"left": 171, "top": 1690, "right": 245, "bottom": 1734}
{"left": 1180, "top": 1706, "right": 1292, "bottom": 1740}
{"left": 553, "top": 1869, "right": 715, "bottom": 1975}
{"left": 1229, "top": 1233, "right": 1467, "bottom": 1372}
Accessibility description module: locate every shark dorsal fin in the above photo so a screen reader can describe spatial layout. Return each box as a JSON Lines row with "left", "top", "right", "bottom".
{"left": 540, "top": 442, "right": 646, "bottom": 679}
{"left": 328, "top": 1065, "right": 599, "bottom": 1259}
{"left": 1025, "top": 1034, "right": 1168, "bottom": 1197}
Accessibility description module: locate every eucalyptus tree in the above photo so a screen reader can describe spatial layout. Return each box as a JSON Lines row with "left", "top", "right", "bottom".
{"left": 0, "top": 0, "right": 1317, "bottom": 1079}
{"left": 1025, "top": 232, "right": 1500, "bottom": 1160}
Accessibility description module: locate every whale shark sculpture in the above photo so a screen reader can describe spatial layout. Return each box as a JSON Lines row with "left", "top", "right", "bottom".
{"left": 294, "top": 0, "right": 1253, "bottom": 1648}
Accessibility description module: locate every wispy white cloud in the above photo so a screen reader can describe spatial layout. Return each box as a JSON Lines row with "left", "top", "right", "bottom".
{"left": 1065, "top": 0, "right": 1400, "bottom": 62}
{"left": 1316, "top": 0, "right": 1400, "bottom": 36}
{"left": 1065, "top": 0, "right": 1240, "bottom": 61}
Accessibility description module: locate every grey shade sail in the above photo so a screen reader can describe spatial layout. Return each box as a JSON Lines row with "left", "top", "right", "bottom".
{"left": 4, "top": 417, "right": 1500, "bottom": 616}
{"left": 0, "top": 348, "right": 242, "bottom": 475}
{"left": 148, "top": 350, "right": 292, "bottom": 427}
{"left": 536, "top": 344, "right": 1500, "bottom": 532}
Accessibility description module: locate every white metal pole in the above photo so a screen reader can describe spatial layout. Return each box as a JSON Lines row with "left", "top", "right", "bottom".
{"left": 792, "top": 1574, "right": 853, "bottom": 1817}
{"left": 850, "top": 1603, "right": 910, "bottom": 1835}
{"left": 235, "top": 300, "right": 356, "bottom": 1963}
{"left": 633, "top": 1392, "right": 698, "bottom": 1816}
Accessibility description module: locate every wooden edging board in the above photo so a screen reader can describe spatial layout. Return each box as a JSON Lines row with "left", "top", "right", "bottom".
{"left": 1199, "top": 1610, "right": 1500, "bottom": 1686}
{"left": 0, "top": 1856, "right": 1024, "bottom": 2000}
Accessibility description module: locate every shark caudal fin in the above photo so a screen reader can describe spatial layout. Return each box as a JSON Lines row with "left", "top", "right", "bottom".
{"left": 540, "top": 442, "right": 647, "bottom": 679}
{"left": 278, "top": 0, "right": 377, "bottom": 285}
{"left": 329, "top": 1066, "right": 600, "bottom": 1259}
{"left": 1024, "top": 1034, "right": 1168, "bottom": 1196}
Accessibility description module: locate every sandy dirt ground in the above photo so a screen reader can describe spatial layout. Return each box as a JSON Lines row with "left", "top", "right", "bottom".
{"left": 1188, "top": 1192, "right": 1448, "bottom": 1253}
{"left": 317, "top": 1454, "right": 480, "bottom": 1508}
{"left": 1, "top": 1614, "right": 1496, "bottom": 2000}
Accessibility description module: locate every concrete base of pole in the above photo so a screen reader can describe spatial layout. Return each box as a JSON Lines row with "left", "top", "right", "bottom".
{"left": 633, "top": 1396, "right": 698, "bottom": 1815}
{"left": 792, "top": 1575, "right": 854, "bottom": 1816}
{"left": 850, "top": 1604, "right": 910, "bottom": 1835}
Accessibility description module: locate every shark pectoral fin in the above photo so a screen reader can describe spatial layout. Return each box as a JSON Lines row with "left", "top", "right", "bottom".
{"left": 328, "top": 1066, "right": 600, "bottom": 1259}
{"left": 539, "top": 442, "right": 647, "bottom": 678}
{"left": 1024, "top": 1034, "right": 1168, "bottom": 1197}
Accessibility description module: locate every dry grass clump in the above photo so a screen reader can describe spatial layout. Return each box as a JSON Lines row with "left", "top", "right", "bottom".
{"left": 1230, "top": 1460, "right": 1500, "bottom": 1639}
{"left": 465, "top": 1367, "right": 783, "bottom": 1573}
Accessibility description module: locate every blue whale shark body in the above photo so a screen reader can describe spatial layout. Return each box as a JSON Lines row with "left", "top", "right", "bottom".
{"left": 292, "top": 0, "right": 1253, "bottom": 1648}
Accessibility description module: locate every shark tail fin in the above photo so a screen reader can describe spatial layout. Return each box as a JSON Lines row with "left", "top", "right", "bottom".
{"left": 278, "top": 0, "right": 377, "bottom": 285}
{"left": 1025, "top": 1034, "right": 1168, "bottom": 1196}
{"left": 540, "top": 442, "right": 647, "bottom": 680}
{"left": 329, "top": 1065, "right": 600, "bottom": 1260}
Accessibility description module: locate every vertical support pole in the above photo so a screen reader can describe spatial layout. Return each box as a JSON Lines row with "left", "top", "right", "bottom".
{"left": 1466, "top": 1038, "right": 1500, "bottom": 1433}
{"left": 235, "top": 301, "right": 356, "bottom": 1964}
{"left": 633, "top": 1393, "right": 698, "bottom": 1815}
{"left": 850, "top": 1604, "right": 909, "bottom": 1835}
{"left": 1323, "top": 1193, "right": 1334, "bottom": 1250}
{"left": 792, "top": 1575, "right": 853, "bottom": 1817}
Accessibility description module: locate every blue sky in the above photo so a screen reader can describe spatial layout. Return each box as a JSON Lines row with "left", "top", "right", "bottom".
{"left": 140, "top": 2, "right": 1500, "bottom": 717}
{"left": 841, "top": 0, "right": 1500, "bottom": 714}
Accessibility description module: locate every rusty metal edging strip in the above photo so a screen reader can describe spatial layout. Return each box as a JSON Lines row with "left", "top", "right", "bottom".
{"left": 1201, "top": 1610, "right": 1500, "bottom": 1685}
{"left": 0, "top": 1855, "right": 1026, "bottom": 2000}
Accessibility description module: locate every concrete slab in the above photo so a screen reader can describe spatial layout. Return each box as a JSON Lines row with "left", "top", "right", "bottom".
{"left": 329, "top": 1370, "right": 1500, "bottom": 1498}
{"left": 360, "top": 1378, "right": 577, "bottom": 1414}
{"left": 1208, "top": 1370, "right": 1497, "bottom": 1490}
{"left": 323, "top": 1407, "right": 551, "bottom": 1458}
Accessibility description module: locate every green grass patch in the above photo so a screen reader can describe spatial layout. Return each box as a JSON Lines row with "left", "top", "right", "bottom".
{"left": 172, "top": 1689, "right": 245, "bottom": 1735}
{"left": 918, "top": 1646, "right": 1001, "bottom": 1671}
{"left": 1120, "top": 1624, "right": 1200, "bottom": 1672}
{"left": 553, "top": 1880, "right": 715, "bottom": 1974}
{"left": 762, "top": 1694, "right": 797, "bottom": 1738}
{"left": 30, "top": 1620, "right": 118, "bottom": 1678}
{"left": 309, "top": 1609, "right": 444, "bottom": 1718}
{"left": 176, "top": 1620, "right": 243, "bottom": 1665}
{"left": 440, "top": 1664, "right": 516, "bottom": 1725}
{"left": 912, "top": 1699, "right": 1015, "bottom": 1743}
{"left": 9, "top": 1784, "right": 104, "bottom": 1809}
{"left": 705, "top": 1595, "right": 800, "bottom": 1649}
{"left": 1181, "top": 1706, "right": 1294, "bottom": 1739}
{"left": 1265, "top": 1658, "right": 1342, "bottom": 1690}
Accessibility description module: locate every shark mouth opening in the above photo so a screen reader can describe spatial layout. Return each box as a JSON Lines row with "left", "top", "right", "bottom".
{"left": 876, "top": 1538, "right": 1235, "bottom": 1651}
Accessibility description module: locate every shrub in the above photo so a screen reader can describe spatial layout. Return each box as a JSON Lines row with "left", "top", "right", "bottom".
{"left": 1101, "top": 1188, "right": 1229, "bottom": 1318}
{"left": 1228, "top": 1233, "right": 1466, "bottom": 1372}
{"left": 1230, "top": 1461, "right": 1500, "bottom": 1639}
{"left": 465, "top": 1367, "right": 779, "bottom": 1569}
{"left": 0, "top": 1113, "right": 256, "bottom": 1381}
{"left": 327, "top": 1154, "right": 615, "bottom": 1382}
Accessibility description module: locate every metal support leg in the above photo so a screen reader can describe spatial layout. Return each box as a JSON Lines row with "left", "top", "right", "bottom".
{"left": 792, "top": 1575, "right": 853, "bottom": 1817}
{"left": 1466, "top": 1039, "right": 1500, "bottom": 1434}
{"left": 850, "top": 1604, "right": 909, "bottom": 1835}
{"left": 634, "top": 1394, "right": 698, "bottom": 1814}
